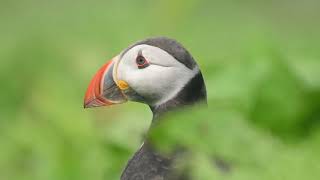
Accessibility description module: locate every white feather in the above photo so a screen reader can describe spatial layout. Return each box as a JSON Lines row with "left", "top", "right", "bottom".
{"left": 116, "top": 45, "right": 198, "bottom": 106}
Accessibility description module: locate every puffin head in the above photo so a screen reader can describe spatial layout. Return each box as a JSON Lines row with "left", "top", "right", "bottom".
{"left": 84, "top": 37, "right": 206, "bottom": 109}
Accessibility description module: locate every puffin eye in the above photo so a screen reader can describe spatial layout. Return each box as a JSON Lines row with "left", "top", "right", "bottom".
{"left": 136, "top": 55, "right": 149, "bottom": 69}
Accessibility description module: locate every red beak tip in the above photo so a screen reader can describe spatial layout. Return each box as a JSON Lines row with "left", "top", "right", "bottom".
{"left": 83, "top": 102, "right": 90, "bottom": 109}
{"left": 83, "top": 99, "right": 97, "bottom": 109}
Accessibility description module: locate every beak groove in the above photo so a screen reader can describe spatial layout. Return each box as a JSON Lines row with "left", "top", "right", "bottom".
{"left": 84, "top": 57, "right": 126, "bottom": 108}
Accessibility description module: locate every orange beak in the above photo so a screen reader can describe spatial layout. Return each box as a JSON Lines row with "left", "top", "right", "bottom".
{"left": 84, "top": 56, "right": 127, "bottom": 108}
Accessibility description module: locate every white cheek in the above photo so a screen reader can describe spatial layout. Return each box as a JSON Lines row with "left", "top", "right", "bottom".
{"left": 125, "top": 65, "right": 197, "bottom": 105}
{"left": 152, "top": 66, "right": 198, "bottom": 105}
{"left": 117, "top": 44, "right": 198, "bottom": 105}
{"left": 131, "top": 67, "right": 174, "bottom": 98}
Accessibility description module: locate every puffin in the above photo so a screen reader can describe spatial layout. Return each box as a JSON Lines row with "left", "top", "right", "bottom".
{"left": 84, "top": 37, "right": 207, "bottom": 180}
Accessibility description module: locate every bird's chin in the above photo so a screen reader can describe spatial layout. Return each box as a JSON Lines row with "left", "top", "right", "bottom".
{"left": 121, "top": 88, "right": 147, "bottom": 104}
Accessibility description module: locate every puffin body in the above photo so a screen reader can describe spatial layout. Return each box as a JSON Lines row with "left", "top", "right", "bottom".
{"left": 84, "top": 37, "right": 207, "bottom": 180}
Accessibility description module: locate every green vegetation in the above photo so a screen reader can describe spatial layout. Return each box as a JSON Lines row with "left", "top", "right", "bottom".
{"left": 0, "top": 0, "right": 319, "bottom": 179}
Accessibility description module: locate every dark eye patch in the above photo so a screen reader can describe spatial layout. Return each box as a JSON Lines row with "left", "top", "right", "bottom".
{"left": 136, "top": 51, "right": 149, "bottom": 69}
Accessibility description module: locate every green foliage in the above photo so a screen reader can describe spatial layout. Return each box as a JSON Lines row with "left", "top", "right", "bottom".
{"left": 0, "top": 0, "right": 319, "bottom": 179}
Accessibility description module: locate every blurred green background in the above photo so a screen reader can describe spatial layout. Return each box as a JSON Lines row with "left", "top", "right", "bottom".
{"left": 0, "top": 0, "right": 319, "bottom": 179}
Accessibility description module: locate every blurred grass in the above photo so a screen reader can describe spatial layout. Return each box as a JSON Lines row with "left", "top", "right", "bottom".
{"left": 0, "top": 0, "right": 319, "bottom": 179}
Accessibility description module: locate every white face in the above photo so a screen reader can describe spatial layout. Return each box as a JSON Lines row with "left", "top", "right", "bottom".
{"left": 115, "top": 44, "right": 199, "bottom": 106}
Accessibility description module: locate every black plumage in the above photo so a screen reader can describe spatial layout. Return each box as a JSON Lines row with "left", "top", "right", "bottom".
{"left": 121, "top": 37, "right": 207, "bottom": 180}
{"left": 121, "top": 71, "right": 207, "bottom": 180}
{"left": 84, "top": 37, "right": 228, "bottom": 179}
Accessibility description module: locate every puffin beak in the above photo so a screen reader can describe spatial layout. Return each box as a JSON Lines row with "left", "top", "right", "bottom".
{"left": 84, "top": 56, "right": 127, "bottom": 108}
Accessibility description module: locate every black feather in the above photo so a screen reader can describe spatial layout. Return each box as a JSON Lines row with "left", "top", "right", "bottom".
{"left": 121, "top": 72, "right": 207, "bottom": 180}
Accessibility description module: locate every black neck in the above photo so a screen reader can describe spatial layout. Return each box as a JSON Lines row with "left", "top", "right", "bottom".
{"left": 120, "top": 71, "right": 207, "bottom": 180}
{"left": 149, "top": 71, "right": 207, "bottom": 122}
